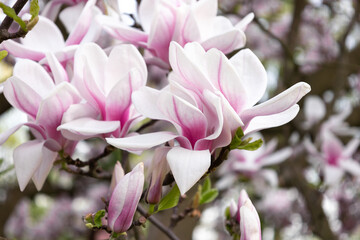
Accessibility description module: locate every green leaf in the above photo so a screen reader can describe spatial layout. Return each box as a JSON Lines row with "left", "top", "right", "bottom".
{"left": 30, "top": 0, "right": 39, "bottom": 20}
{"left": 237, "top": 139, "right": 263, "bottom": 151}
{"left": 230, "top": 127, "right": 244, "bottom": 150}
{"left": 0, "top": 3, "right": 27, "bottom": 31}
{"left": 199, "top": 189, "right": 218, "bottom": 205}
{"left": 0, "top": 50, "right": 8, "bottom": 61}
{"left": 202, "top": 177, "right": 211, "bottom": 194}
{"left": 156, "top": 184, "right": 180, "bottom": 212}
{"left": 93, "top": 209, "right": 106, "bottom": 227}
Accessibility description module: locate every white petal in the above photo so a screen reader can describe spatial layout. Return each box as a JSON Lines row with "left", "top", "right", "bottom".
{"left": 343, "top": 138, "right": 360, "bottom": 158}
{"left": 32, "top": 145, "right": 58, "bottom": 190}
{"left": 241, "top": 82, "right": 310, "bottom": 124}
{"left": 261, "top": 147, "right": 292, "bottom": 167}
{"left": 339, "top": 160, "right": 360, "bottom": 177}
{"left": 58, "top": 118, "right": 120, "bottom": 140}
{"left": 230, "top": 49, "right": 267, "bottom": 110}
{"left": 106, "top": 132, "right": 177, "bottom": 152}
{"left": 244, "top": 105, "right": 300, "bottom": 135}
{"left": 13, "top": 140, "right": 44, "bottom": 191}
{"left": 21, "top": 16, "right": 65, "bottom": 52}
{"left": 235, "top": 12, "right": 254, "bottom": 31}
{"left": 167, "top": 147, "right": 211, "bottom": 194}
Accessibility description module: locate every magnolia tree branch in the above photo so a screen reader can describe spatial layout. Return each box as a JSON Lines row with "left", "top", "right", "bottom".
{"left": 56, "top": 145, "right": 114, "bottom": 180}
{"left": 0, "top": 0, "right": 28, "bottom": 29}
{"left": 0, "top": 0, "right": 29, "bottom": 43}
{"left": 136, "top": 205, "right": 180, "bottom": 240}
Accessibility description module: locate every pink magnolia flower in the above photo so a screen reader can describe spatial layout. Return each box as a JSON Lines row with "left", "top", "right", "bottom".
{"left": 168, "top": 42, "right": 311, "bottom": 135}
{"left": 305, "top": 133, "right": 360, "bottom": 185}
{"left": 107, "top": 163, "right": 144, "bottom": 233}
{"left": 229, "top": 190, "right": 262, "bottom": 240}
{"left": 58, "top": 42, "right": 147, "bottom": 140}
{"left": 98, "top": 0, "right": 253, "bottom": 65}
{"left": 107, "top": 85, "right": 231, "bottom": 194}
{"left": 2, "top": 0, "right": 100, "bottom": 63}
{"left": 0, "top": 59, "right": 82, "bottom": 191}
{"left": 107, "top": 42, "right": 309, "bottom": 194}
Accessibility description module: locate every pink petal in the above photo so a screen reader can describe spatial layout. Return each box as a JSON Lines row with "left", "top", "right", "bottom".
{"left": 240, "top": 199, "right": 262, "bottom": 240}
{"left": 158, "top": 91, "right": 208, "bottom": 147}
{"left": 110, "top": 162, "right": 125, "bottom": 195}
{"left": 343, "top": 138, "right": 360, "bottom": 158}
{"left": 62, "top": 103, "right": 99, "bottom": 123}
{"left": 132, "top": 87, "right": 167, "bottom": 120}
{"left": 13, "top": 140, "right": 44, "bottom": 191}
{"left": 13, "top": 59, "right": 55, "bottom": 98}
{"left": 58, "top": 118, "right": 120, "bottom": 141}
{"left": 97, "top": 15, "right": 148, "bottom": 44}
{"left": 169, "top": 42, "right": 213, "bottom": 94}
{"left": 46, "top": 52, "right": 69, "bottom": 84}
{"left": 323, "top": 165, "right": 344, "bottom": 185}
{"left": 241, "top": 82, "right": 311, "bottom": 124}
{"left": 148, "top": 11, "right": 176, "bottom": 62}
{"left": 3, "top": 76, "right": 42, "bottom": 118}
{"left": 105, "top": 69, "right": 143, "bottom": 124}
{"left": 138, "top": 0, "right": 159, "bottom": 33}
{"left": 36, "top": 82, "right": 82, "bottom": 143}
{"left": 1, "top": 40, "right": 45, "bottom": 61}
{"left": 21, "top": 16, "right": 65, "bottom": 52}
{"left": 235, "top": 12, "right": 254, "bottom": 31}
{"left": 202, "top": 29, "right": 246, "bottom": 54}
{"left": 230, "top": 49, "right": 267, "bottom": 110}
{"left": 106, "top": 132, "right": 178, "bottom": 152}
{"left": 260, "top": 147, "right": 292, "bottom": 167}
{"left": 104, "top": 44, "right": 147, "bottom": 95}
{"left": 243, "top": 104, "right": 300, "bottom": 135}
{"left": 322, "top": 134, "right": 344, "bottom": 165}
{"left": 65, "top": 0, "right": 97, "bottom": 46}
{"left": 339, "top": 160, "right": 360, "bottom": 177}
{"left": 73, "top": 43, "right": 107, "bottom": 110}
{"left": 32, "top": 144, "right": 58, "bottom": 190}
{"left": 167, "top": 147, "right": 211, "bottom": 195}
{"left": 206, "top": 49, "right": 247, "bottom": 113}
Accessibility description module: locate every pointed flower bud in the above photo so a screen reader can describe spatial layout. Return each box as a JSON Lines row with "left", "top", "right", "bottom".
{"left": 107, "top": 163, "right": 144, "bottom": 233}
{"left": 109, "top": 161, "right": 125, "bottom": 196}
{"left": 240, "top": 199, "right": 261, "bottom": 240}
{"left": 228, "top": 190, "right": 261, "bottom": 240}
{"left": 146, "top": 147, "right": 171, "bottom": 204}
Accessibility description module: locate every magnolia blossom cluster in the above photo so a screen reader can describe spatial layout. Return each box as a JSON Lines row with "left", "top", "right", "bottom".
{"left": 0, "top": 0, "right": 311, "bottom": 237}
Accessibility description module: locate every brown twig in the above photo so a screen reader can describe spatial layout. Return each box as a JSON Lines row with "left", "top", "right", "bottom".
{"left": 0, "top": 0, "right": 28, "bottom": 30}
{"left": 0, "top": 0, "right": 30, "bottom": 43}
{"left": 135, "top": 120, "right": 157, "bottom": 133}
{"left": 136, "top": 205, "right": 180, "bottom": 240}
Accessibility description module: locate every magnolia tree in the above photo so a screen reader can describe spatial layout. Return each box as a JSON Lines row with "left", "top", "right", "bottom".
{"left": 0, "top": 0, "right": 359, "bottom": 239}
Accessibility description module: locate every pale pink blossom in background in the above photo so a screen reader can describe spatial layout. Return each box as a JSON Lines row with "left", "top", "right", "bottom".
{"left": 98, "top": 0, "right": 253, "bottom": 65}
